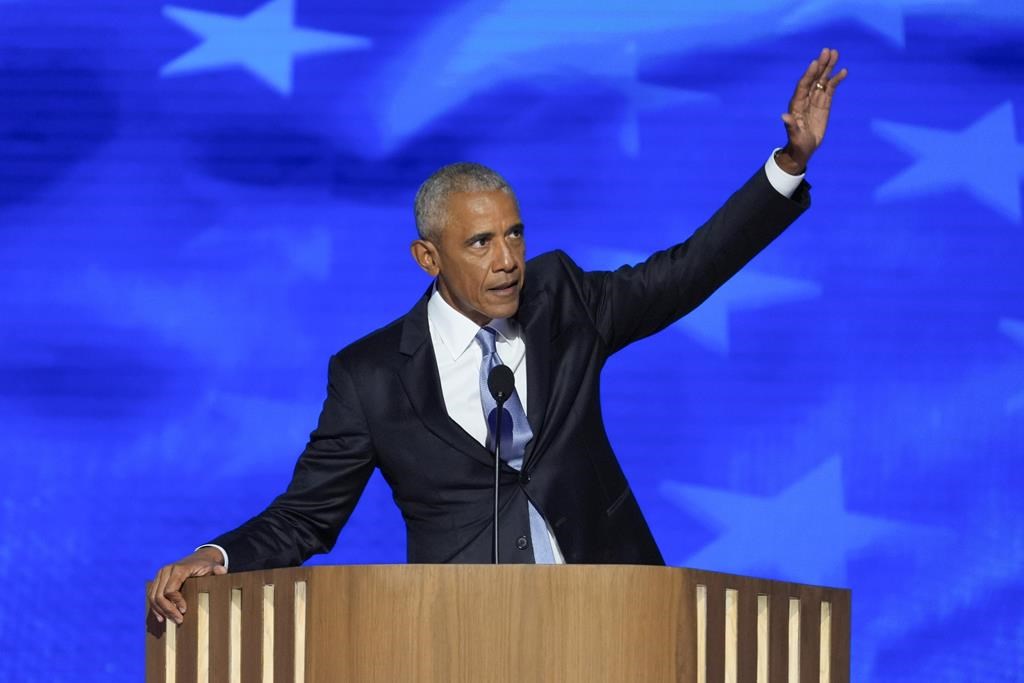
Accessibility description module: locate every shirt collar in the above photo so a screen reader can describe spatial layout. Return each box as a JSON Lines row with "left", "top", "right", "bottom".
{"left": 427, "top": 283, "right": 520, "bottom": 361}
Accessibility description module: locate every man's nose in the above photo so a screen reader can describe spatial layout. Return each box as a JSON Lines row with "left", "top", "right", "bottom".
{"left": 492, "top": 239, "right": 516, "bottom": 271}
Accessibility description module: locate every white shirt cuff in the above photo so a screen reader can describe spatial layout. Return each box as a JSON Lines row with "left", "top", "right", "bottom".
{"left": 764, "top": 148, "right": 805, "bottom": 198}
{"left": 196, "top": 543, "right": 229, "bottom": 571}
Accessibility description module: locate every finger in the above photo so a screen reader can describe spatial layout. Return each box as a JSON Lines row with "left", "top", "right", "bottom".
{"left": 153, "top": 574, "right": 181, "bottom": 624}
{"left": 147, "top": 574, "right": 164, "bottom": 623}
{"left": 166, "top": 589, "right": 187, "bottom": 616}
{"left": 164, "top": 567, "right": 192, "bottom": 617}
{"left": 147, "top": 571, "right": 160, "bottom": 609}
{"left": 151, "top": 566, "right": 170, "bottom": 611}
{"left": 804, "top": 50, "right": 826, "bottom": 89}
{"left": 818, "top": 47, "right": 834, "bottom": 76}
{"left": 151, "top": 567, "right": 174, "bottom": 622}
{"left": 213, "top": 564, "right": 228, "bottom": 576}
{"left": 790, "top": 59, "right": 818, "bottom": 109}
{"left": 154, "top": 592, "right": 182, "bottom": 624}
{"left": 155, "top": 567, "right": 185, "bottom": 624}
{"left": 805, "top": 49, "right": 833, "bottom": 99}
{"left": 817, "top": 48, "right": 838, "bottom": 85}
{"left": 826, "top": 67, "right": 848, "bottom": 95}
{"left": 166, "top": 568, "right": 190, "bottom": 615}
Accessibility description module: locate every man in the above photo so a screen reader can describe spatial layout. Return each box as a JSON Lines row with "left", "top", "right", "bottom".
{"left": 149, "top": 49, "right": 846, "bottom": 625}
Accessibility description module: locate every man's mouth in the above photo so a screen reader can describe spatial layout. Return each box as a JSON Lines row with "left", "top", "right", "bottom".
{"left": 489, "top": 280, "right": 519, "bottom": 295}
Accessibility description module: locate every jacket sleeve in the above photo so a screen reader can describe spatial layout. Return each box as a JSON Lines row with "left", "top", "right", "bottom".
{"left": 207, "top": 353, "right": 377, "bottom": 571}
{"left": 573, "top": 167, "right": 811, "bottom": 355}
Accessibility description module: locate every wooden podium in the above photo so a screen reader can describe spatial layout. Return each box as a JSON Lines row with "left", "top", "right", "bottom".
{"left": 146, "top": 565, "right": 849, "bottom": 682}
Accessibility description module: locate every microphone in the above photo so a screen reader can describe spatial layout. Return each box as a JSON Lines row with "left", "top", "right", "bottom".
{"left": 487, "top": 365, "right": 515, "bottom": 404}
{"left": 486, "top": 364, "right": 516, "bottom": 564}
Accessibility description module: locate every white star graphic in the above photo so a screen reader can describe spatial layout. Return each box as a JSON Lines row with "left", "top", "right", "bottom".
{"left": 873, "top": 102, "right": 1024, "bottom": 223}
{"left": 161, "top": 0, "right": 371, "bottom": 95}
{"left": 661, "top": 458, "right": 906, "bottom": 585}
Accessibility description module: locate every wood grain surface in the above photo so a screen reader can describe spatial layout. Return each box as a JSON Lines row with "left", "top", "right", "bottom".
{"left": 144, "top": 565, "right": 851, "bottom": 683}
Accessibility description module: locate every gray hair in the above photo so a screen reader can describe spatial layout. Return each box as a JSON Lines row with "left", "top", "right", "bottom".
{"left": 413, "top": 162, "right": 519, "bottom": 241}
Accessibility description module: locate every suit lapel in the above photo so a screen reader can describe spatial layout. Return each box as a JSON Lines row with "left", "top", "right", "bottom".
{"left": 397, "top": 288, "right": 497, "bottom": 468}
{"left": 516, "top": 288, "right": 553, "bottom": 469}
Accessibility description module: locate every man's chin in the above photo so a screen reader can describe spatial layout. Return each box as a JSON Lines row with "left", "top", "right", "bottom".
{"left": 483, "top": 294, "right": 521, "bottom": 320}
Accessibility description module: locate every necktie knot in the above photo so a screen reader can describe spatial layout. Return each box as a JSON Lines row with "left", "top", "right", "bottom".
{"left": 475, "top": 326, "right": 499, "bottom": 357}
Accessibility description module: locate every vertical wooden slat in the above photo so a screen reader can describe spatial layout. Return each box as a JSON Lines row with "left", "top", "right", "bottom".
{"left": 208, "top": 577, "right": 231, "bottom": 683}
{"left": 756, "top": 594, "right": 769, "bottom": 683}
{"left": 145, "top": 610, "right": 167, "bottom": 683}
{"left": 273, "top": 575, "right": 296, "bottom": 683}
{"left": 725, "top": 589, "right": 739, "bottom": 683}
{"left": 262, "top": 584, "right": 275, "bottom": 683}
{"left": 800, "top": 591, "right": 821, "bottom": 683}
{"left": 166, "top": 621, "right": 177, "bottom": 683}
{"left": 705, "top": 576, "right": 726, "bottom": 683}
{"left": 241, "top": 577, "right": 264, "bottom": 683}
{"left": 736, "top": 583, "right": 759, "bottom": 683}
{"left": 676, "top": 574, "right": 698, "bottom": 682}
{"left": 197, "top": 592, "right": 210, "bottom": 683}
{"left": 768, "top": 586, "right": 790, "bottom": 683}
{"left": 176, "top": 580, "right": 199, "bottom": 683}
{"left": 294, "top": 581, "right": 307, "bottom": 683}
{"left": 697, "top": 584, "right": 708, "bottom": 683}
{"left": 819, "top": 601, "right": 832, "bottom": 683}
{"left": 230, "top": 588, "right": 242, "bottom": 683}
{"left": 829, "top": 590, "right": 851, "bottom": 683}
{"left": 787, "top": 598, "right": 801, "bottom": 683}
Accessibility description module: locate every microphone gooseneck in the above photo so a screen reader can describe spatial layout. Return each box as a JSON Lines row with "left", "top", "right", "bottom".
{"left": 486, "top": 364, "right": 515, "bottom": 564}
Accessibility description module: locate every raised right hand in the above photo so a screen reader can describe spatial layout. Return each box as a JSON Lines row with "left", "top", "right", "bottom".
{"left": 148, "top": 547, "right": 227, "bottom": 625}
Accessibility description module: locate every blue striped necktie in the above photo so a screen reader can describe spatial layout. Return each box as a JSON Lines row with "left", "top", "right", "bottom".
{"left": 475, "top": 326, "right": 555, "bottom": 564}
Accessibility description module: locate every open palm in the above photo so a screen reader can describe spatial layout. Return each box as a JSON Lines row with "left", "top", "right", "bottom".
{"left": 779, "top": 48, "right": 848, "bottom": 172}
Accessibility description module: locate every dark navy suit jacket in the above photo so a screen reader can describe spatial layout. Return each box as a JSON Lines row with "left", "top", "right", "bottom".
{"left": 211, "top": 168, "right": 810, "bottom": 569}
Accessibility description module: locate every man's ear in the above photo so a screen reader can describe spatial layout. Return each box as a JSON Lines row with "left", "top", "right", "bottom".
{"left": 410, "top": 239, "right": 440, "bottom": 276}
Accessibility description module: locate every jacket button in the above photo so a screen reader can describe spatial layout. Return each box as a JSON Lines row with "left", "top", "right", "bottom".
{"left": 519, "top": 471, "right": 531, "bottom": 484}
{"left": 516, "top": 535, "right": 529, "bottom": 550}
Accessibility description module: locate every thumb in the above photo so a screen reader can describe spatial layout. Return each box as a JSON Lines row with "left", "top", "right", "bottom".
{"left": 212, "top": 565, "right": 228, "bottom": 575}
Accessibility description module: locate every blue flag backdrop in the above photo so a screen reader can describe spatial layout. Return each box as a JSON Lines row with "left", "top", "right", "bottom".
{"left": 1, "top": 0, "right": 1022, "bottom": 680}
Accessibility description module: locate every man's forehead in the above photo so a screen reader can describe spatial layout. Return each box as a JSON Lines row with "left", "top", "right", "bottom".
{"left": 448, "top": 188, "right": 513, "bottom": 206}
{"left": 445, "top": 190, "right": 521, "bottom": 223}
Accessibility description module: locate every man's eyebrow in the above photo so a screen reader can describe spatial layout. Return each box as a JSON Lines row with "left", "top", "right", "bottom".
{"left": 507, "top": 222, "right": 525, "bottom": 233}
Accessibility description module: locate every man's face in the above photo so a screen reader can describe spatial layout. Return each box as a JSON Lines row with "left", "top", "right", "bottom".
{"left": 412, "top": 190, "right": 526, "bottom": 326}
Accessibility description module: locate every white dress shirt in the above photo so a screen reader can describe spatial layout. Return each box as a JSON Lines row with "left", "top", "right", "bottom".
{"left": 764, "top": 149, "right": 805, "bottom": 198}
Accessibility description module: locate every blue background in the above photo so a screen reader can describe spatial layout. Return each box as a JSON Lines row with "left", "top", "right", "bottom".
{"left": 2, "top": 0, "right": 1023, "bottom": 680}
